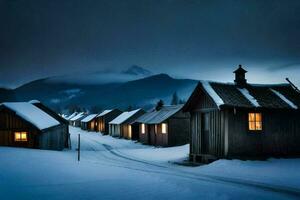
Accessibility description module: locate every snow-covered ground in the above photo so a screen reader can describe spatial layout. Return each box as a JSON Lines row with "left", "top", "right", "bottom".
{"left": 0, "top": 126, "right": 299, "bottom": 200}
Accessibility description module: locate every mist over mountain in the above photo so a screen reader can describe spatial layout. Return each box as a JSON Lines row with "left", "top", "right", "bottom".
{"left": 2, "top": 66, "right": 197, "bottom": 113}
{"left": 122, "top": 65, "right": 153, "bottom": 76}
{"left": 44, "top": 65, "right": 154, "bottom": 85}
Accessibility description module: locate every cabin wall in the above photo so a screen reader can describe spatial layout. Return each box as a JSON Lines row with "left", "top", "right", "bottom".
{"left": 0, "top": 109, "right": 40, "bottom": 148}
{"left": 122, "top": 124, "right": 129, "bottom": 139}
{"left": 102, "top": 110, "right": 123, "bottom": 134}
{"left": 189, "top": 110, "right": 226, "bottom": 158}
{"left": 109, "top": 124, "right": 121, "bottom": 137}
{"left": 131, "top": 123, "right": 139, "bottom": 140}
{"left": 227, "top": 109, "right": 300, "bottom": 157}
{"left": 39, "top": 125, "right": 65, "bottom": 150}
{"left": 188, "top": 86, "right": 226, "bottom": 159}
{"left": 153, "top": 124, "right": 168, "bottom": 146}
{"left": 96, "top": 117, "right": 105, "bottom": 132}
{"left": 81, "top": 122, "right": 88, "bottom": 130}
{"left": 168, "top": 111, "right": 190, "bottom": 146}
{"left": 139, "top": 124, "right": 149, "bottom": 144}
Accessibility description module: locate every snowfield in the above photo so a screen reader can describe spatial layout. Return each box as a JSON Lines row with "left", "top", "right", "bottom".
{"left": 0, "top": 126, "right": 300, "bottom": 200}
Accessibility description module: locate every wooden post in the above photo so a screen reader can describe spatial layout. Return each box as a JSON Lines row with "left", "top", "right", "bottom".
{"left": 78, "top": 134, "right": 80, "bottom": 162}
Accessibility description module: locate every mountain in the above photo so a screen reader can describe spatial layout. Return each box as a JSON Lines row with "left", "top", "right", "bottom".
{"left": 0, "top": 88, "right": 16, "bottom": 102}
{"left": 2, "top": 73, "right": 197, "bottom": 113}
{"left": 47, "top": 65, "right": 153, "bottom": 85}
{"left": 122, "top": 65, "right": 153, "bottom": 76}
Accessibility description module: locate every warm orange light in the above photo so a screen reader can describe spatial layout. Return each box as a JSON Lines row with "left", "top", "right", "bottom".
{"left": 141, "top": 124, "right": 145, "bottom": 134}
{"left": 15, "top": 132, "right": 28, "bottom": 141}
{"left": 162, "top": 123, "right": 167, "bottom": 134}
{"left": 248, "top": 113, "right": 262, "bottom": 131}
{"left": 128, "top": 125, "right": 132, "bottom": 138}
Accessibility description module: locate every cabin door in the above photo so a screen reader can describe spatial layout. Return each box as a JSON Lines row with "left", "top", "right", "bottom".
{"left": 149, "top": 125, "right": 156, "bottom": 145}
{"left": 201, "top": 113, "right": 210, "bottom": 154}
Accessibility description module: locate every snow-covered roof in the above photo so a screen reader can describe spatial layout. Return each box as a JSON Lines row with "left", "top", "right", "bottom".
{"left": 135, "top": 105, "right": 184, "bottom": 124}
{"left": 65, "top": 112, "right": 78, "bottom": 120}
{"left": 1, "top": 102, "right": 60, "bottom": 130}
{"left": 238, "top": 88, "right": 260, "bottom": 107}
{"left": 201, "top": 81, "right": 224, "bottom": 108}
{"left": 109, "top": 109, "right": 141, "bottom": 125}
{"left": 97, "top": 110, "right": 112, "bottom": 117}
{"left": 184, "top": 81, "right": 300, "bottom": 110}
{"left": 28, "top": 99, "right": 41, "bottom": 104}
{"left": 69, "top": 112, "right": 85, "bottom": 121}
{"left": 81, "top": 114, "right": 98, "bottom": 122}
{"left": 270, "top": 89, "right": 298, "bottom": 109}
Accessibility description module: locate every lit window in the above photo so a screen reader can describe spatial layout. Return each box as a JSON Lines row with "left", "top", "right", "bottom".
{"left": 162, "top": 123, "right": 167, "bottom": 134}
{"left": 141, "top": 124, "right": 145, "bottom": 134}
{"left": 15, "top": 132, "right": 28, "bottom": 142}
{"left": 248, "top": 113, "right": 262, "bottom": 131}
{"left": 128, "top": 125, "right": 132, "bottom": 138}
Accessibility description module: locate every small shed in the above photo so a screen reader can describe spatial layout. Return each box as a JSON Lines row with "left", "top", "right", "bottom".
{"left": 69, "top": 112, "right": 86, "bottom": 127}
{"left": 29, "top": 100, "right": 70, "bottom": 148}
{"left": 135, "top": 105, "right": 190, "bottom": 147}
{"left": 65, "top": 112, "right": 78, "bottom": 121}
{"left": 81, "top": 114, "right": 98, "bottom": 131}
{"left": 183, "top": 65, "right": 300, "bottom": 162}
{"left": 109, "top": 109, "right": 145, "bottom": 138}
{"left": 0, "top": 102, "right": 66, "bottom": 150}
{"left": 95, "top": 109, "right": 122, "bottom": 134}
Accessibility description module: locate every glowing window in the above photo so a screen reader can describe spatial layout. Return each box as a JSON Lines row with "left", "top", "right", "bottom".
{"left": 128, "top": 125, "right": 132, "bottom": 138}
{"left": 162, "top": 123, "right": 167, "bottom": 134}
{"left": 15, "top": 132, "right": 28, "bottom": 142}
{"left": 248, "top": 113, "right": 262, "bottom": 131}
{"left": 141, "top": 124, "right": 145, "bottom": 134}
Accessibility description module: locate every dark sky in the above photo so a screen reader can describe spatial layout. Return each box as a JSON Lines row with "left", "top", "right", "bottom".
{"left": 1, "top": 0, "right": 300, "bottom": 88}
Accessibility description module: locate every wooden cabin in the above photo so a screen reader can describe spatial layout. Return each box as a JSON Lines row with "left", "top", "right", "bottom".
{"left": 65, "top": 112, "right": 78, "bottom": 121}
{"left": 81, "top": 114, "right": 98, "bottom": 131}
{"left": 135, "top": 105, "right": 190, "bottom": 147}
{"left": 0, "top": 102, "right": 66, "bottom": 150}
{"left": 183, "top": 65, "right": 300, "bottom": 162}
{"left": 29, "top": 100, "right": 70, "bottom": 148}
{"left": 109, "top": 109, "right": 145, "bottom": 138}
{"left": 69, "top": 112, "right": 86, "bottom": 127}
{"left": 95, "top": 109, "right": 122, "bottom": 134}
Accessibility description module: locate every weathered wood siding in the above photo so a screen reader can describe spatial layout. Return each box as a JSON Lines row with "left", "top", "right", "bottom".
{"left": 0, "top": 110, "right": 39, "bottom": 148}
{"left": 39, "top": 125, "right": 65, "bottom": 150}
{"left": 0, "top": 108, "right": 65, "bottom": 150}
{"left": 139, "top": 124, "right": 149, "bottom": 144}
{"left": 227, "top": 109, "right": 300, "bottom": 157}
{"left": 189, "top": 83, "right": 226, "bottom": 157}
{"left": 153, "top": 124, "right": 168, "bottom": 146}
{"left": 168, "top": 111, "right": 190, "bottom": 146}
{"left": 81, "top": 120, "right": 96, "bottom": 131}
{"left": 190, "top": 110, "right": 226, "bottom": 157}
{"left": 96, "top": 110, "right": 123, "bottom": 134}
{"left": 109, "top": 124, "right": 121, "bottom": 137}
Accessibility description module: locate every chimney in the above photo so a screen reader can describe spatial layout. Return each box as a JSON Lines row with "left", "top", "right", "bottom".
{"left": 234, "top": 64, "right": 247, "bottom": 87}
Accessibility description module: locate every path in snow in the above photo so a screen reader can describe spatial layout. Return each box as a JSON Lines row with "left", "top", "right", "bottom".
{"left": 70, "top": 127, "right": 300, "bottom": 199}
{"left": 0, "top": 126, "right": 299, "bottom": 200}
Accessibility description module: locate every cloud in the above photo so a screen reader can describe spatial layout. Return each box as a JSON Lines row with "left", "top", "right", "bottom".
{"left": 268, "top": 62, "right": 300, "bottom": 71}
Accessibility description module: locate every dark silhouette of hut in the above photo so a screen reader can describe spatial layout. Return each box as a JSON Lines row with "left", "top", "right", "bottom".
{"left": 135, "top": 105, "right": 190, "bottom": 147}
{"left": 95, "top": 109, "right": 122, "bottom": 134}
{"left": 183, "top": 65, "right": 300, "bottom": 162}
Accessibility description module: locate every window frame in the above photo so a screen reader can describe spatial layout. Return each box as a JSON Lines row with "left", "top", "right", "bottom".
{"left": 247, "top": 112, "right": 263, "bottom": 132}
{"left": 14, "top": 131, "right": 28, "bottom": 142}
